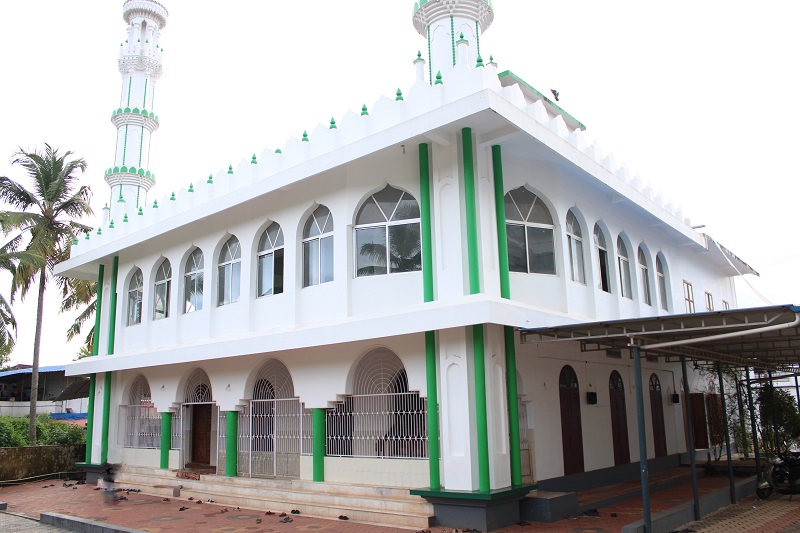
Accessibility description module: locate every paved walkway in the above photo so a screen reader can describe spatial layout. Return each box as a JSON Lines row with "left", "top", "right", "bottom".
{"left": 677, "top": 494, "right": 800, "bottom": 533}
{"left": 0, "top": 512, "right": 71, "bottom": 532}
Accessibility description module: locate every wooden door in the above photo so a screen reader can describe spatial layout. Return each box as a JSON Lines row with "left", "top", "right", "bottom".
{"left": 559, "top": 366, "right": 585, "bottom": 475}
{"left": 649, "top": 374, "right": 667, "bottom": 457}
{"left": 690, "top": 393, "right": 709, "bottom": 449}
{"left": 192, "top": 404, "right": 212, "bottom": 465}
{"left": 609, "top": 371, "right": 631, "bottom": 465}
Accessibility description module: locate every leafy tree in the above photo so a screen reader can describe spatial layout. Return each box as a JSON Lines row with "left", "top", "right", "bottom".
{"left": 757, "top": 383, "right": 800, "bottom": 456}
{"left": 0, "top": 144, "right": 92, "bottom": 444}
{"left": 59, "top": 277, "right": 96, "bottom": 356}
{"left": 0, "top": 242, "right": 42, "bottom": 364}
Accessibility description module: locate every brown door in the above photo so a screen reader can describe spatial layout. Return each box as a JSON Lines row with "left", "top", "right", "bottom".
{"left": 609, "top": 371, "right": 631, "bottom": 465}
{"left": 690, "top": 393, "right": 709, "bottom": 449}
{"left": 192, "top": 404, "right": 212, "bottom": 465}
{"left": 559, "top": 366, "right": 585, "bottom": 475}
{"left": 649, "top": 374, "right": 667, "bottom": 457}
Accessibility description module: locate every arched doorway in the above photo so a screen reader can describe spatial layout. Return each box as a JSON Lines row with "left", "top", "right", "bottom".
{"left": 608, "top": 371, "right": 630, "bottom": 465}
{"left": 559, "top": 365, "right": 584, "bottom": 475}
{"left": 649, "top": 373, "right": 667, "bottom": 457}
{"left": 182, "top": 369, "right": 215, "bottom": 468}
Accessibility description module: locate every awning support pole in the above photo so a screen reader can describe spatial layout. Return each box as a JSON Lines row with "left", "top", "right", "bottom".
{"left": 736, "top": 379, "right": 748, "bottom": 457}
{"left": 632, "top": 346, "right": 651, "bottom": 532}
{"left": 745, "top": 369, "right": 762, "bottom": 483}
{"left": 795, "top": 375, "right": 800, "bottom": 410}
{"left": 768, "top": 371, "right": 780, "bottom": 453}
{"left": 680, "top": 356, "right": 700, "bottom": 520}
{"left": 717, "top": 361, "right": 736, "bottom": 503}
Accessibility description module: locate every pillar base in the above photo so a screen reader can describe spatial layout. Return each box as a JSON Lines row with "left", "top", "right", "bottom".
{"left": 411, "top": 485, "right": 535, "bottom": 530}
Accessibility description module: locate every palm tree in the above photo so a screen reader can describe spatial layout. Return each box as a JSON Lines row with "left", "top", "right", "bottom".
{"left": 0, "top": 144, "right": 92, "bottom": 444}
{"left": 59, "top": 276, "right": 96, "bottom": 354}
{"left": 0, "top": 241, "right": 44, "bottom": 366}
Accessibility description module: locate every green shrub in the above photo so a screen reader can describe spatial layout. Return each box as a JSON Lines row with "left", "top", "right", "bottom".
{"left": 0, "top": 415, "right": 85, "bottom": 447}
{"left": 0, "top": 417, "right": 26, "bottom": 447}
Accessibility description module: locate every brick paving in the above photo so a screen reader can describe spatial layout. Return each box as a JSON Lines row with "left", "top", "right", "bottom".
{"left": 675, "top": 495, "right": 800, "bottom": 533}
{"left": 0, "top": 512, "right": 71, "bottom": 532}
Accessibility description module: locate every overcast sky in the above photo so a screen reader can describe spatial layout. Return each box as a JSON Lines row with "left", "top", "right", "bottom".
{"left": 1, "top": 1, "right": 798, "bottom": 367}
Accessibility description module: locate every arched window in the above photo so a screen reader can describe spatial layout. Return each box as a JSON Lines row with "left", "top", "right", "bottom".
{"left": 594, "top": 225, "right": 611, "bottom": 293}
{"left": 127, "top": 268, "right": 143, "bottom": 325}
{"left": 124, "top": 374, "right": 159, "bottom": 449}
{"left": 617, "top": 237, "right": 632, "bottom": 299}
{"left": 218, "top": 236, "right": 241, "bottom": 305}
{"left": 302, "top": 205, "right": 334, "bottom": 287}
{"left": 656, "top": 255, "right": 669, "bottom": 311}
{"left": 184, "top": 368, "right": 212, "bottom": 403}
{"left": 566, "top": 210, "right": 585, "bottom": 283}
{"left": 184, "top": 248, "right": 203, "bottom": 313}
{"left": 505, "top": 187, "right": 556, "bottom": 275}
{"left": 257, "top": 222, "right": 284, "bottom": 297}
{"left": 354, "top": 186, "right": 421, "bottom": 277}
{"left": 153, "top": 259, "right": 171, "bottom": 320}
{"left": 638, "top": 247, "right": 651, "bottom": 306}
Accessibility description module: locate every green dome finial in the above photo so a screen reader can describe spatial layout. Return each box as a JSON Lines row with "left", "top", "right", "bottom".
{"left": 84, "top": 231, "right": 90, "bottom": 240}
{"left": 72, "top": 236, "right": 79, "bottom": 245}
{"left": 302, "top": 131, "right": 309, "bottom": 142}
{"left": 435, "top": 71, "right": 443, "bottom": 85}
{"left": 361, "top": 104, "right": 369, "bottom": 116}
{"left": 188, "top": 183, "right": 194, "bottom": 193}
{"left": 396, "top": 88, "right": 404, "bottom": 101}
{"left": 228, "top": 165, "right": 233, "bottom": 174}
{"left": 275, "top": 148, "right": 282, "bottom": 154}
{"left": 170, "top": 191, "right": 176, "bottom": 201}
{"left": 207, "top": 174, "right": 213, "bottom": 184}
{"left": 123, "top": 214, "right": 129, "bottom": 223}
{"left": 330, "top": 117, "right": 337, "bottom": 129}
{"left": 251, "top": 154, "right": 257, "bottom": 164}
{"left": 97, "top": 227, "right": 102, "bottom": 235}
{"left": 460, "top": 32, "right": 464, "bottom": 39}
{"left": 109, "top": 219, "right": 115, "bottom": 229}
{"left": 138, "top": 206, "right": 143, "bottom": 215}
{"left": 476, "top": 55, "right": 484, "bottom": 68}
{"left": 153, "top": 199, "right": 159, "bottom": 208}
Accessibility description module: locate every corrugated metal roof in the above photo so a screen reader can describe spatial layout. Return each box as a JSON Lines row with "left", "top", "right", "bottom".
{"left": 0, "top": 365, "right": 66, "bottom": 379}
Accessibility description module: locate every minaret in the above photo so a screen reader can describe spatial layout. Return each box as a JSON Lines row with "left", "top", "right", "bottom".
{"left": 104, "top": 0, "right": 168, "bottom": 224}
{"left": 412, "top": 0, "right": 494, "bottom": 81}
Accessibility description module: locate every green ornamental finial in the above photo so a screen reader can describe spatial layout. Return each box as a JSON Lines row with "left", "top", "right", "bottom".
{"left": 460, "top": 32, "right": 464, "bottom": 39}
{"left": 361, "top": 104, "right": 369, "bottom": 116}
{"left": 228, "top": 165, "right": 233, "bottom": 174}
{"left": 417, "top": 51, "right": 422, "bottom": 59}
{"left": 476, "top": 55, "right": 484, "bottom": 68}
{"left": 72, "top": 237, "right": 79, "bottom": 245}
{"left": 123, "top": 214, "right": 129, "bottom": 223}
{"left": 489, "top": 55, "right": 497, "bottom": 67}
{"left": 188, "top": 183, "right": 194, "bottom": 193}
{"left": 251, "top": 154, "right": 257, "bottom": 164}
{"left": 330, "top": 117, "right": 337, "bottom": 129}
{"left": 153, "top": 199, "right": 159, "bottom": 208}
{"left": 97, "top": 227, "right": 102, "bottom": 235}
{"left": 207, "top": 174, "right": 213, "bottom": 184}
{"left": 396, "top": 88, "right": 404, "bottom": 101}
{"left": 275, "top": 148, "right": 282, "bottom": 154}
{"left": 109, "top": 220, "right": 115, "bottom": 229}
{"left": 118, "top": 192, "right": 125, "bottom": 202}
{"left": 302, "top": 131, "right": 309, "bottom": 142}
{"left": 435, "top": 71, "right": 443, "bottom": 85}
{"left": 85, "top": 232, "right": 90, "bottom": 240}
{"left": 170, "top": 191, "right": 176, "bottom": 201}
{"left": 138, "top": 207, "right": 143, "bottom": 215}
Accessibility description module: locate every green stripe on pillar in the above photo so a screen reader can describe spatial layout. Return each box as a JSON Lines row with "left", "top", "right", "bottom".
{"left": 107, "top": 256, "right": 119, "bottom": 355}
{"left": 100, "top": 372, "right": 112, "bottom": 464}
{"left": 92, "top": 264, "right": 104, "bottom": 356}
{"left": 473, "top": 324, "right": 490, "bottom": 492}
{"left": 492, "top": 145, "right": 510, "bottom": 299}
{"left": 505, "top": 326, "right": 522, "bottom": 485}
{"left": 312, "top": 408, "right": 325, "bottom": 482}
{"left": 419, "top": 143, "right": 434, "bottom": 303}
{"left": 225, "top": 411, "right": 238, "bottom": 476}
{"left": 85, "top": 374, "right": 96, "bottom": 463}
{"left": 160, "top": 412, "right": 172, "bottom": 469}
{"left": 461, "top": 128, "right": 480, "bottom": 295}
{"left": 425, "top": 331, "right": 440, "bottom": 489}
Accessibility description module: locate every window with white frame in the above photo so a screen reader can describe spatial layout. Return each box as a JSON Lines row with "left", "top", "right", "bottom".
{"left": 617, "top": 238, "right": 632, "bottom": 299}
{"left": 638, "top": 247, "right": 651, "bottom": 306}
{"left": 566, "top": 210, "right": 585, "bottom": 283}
{"left": 257, "top": 222, "right": 284, "bottom": 297}
{"left": 218, "top": 236, "right": 241, "bottom": 305}
{"left": 684, "top": 281, "right": 695, "bottom": 312}
{"left": 127, "top": 268, "right": 143, "bottom": 325}
{"left": 184, "top": 248, "right": 204, "bottom": 313}
{"left": 505, "top": 187, "right": 556, "bottom": 275}
{"left": 153, "top": 259, "right": 171, "bottom": 320}
{"left": 354, "top": 186, "right": 421, "bottom": 277}
{"left": 302, "top": 205, "right": 334, "bottom": 287}
{"left": 656, "top": 255, "right": 668, "bottom": 311}
{"left": 722, "top": 300, "right": 730, "bottom": 310}
{"left": 705, "top": 291, "right": 714, "bottom": 312}
{"left": 594, "top": 225, "right": 611, "bottom": 293}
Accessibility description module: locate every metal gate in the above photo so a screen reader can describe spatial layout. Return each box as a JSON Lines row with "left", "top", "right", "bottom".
{"left": 237, "top": 398, "right": 307, "bottom": 478}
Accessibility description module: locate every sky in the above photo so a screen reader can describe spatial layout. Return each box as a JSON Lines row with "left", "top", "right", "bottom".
{"left": 0, "top": 0, "right": 798, "bottom": 367}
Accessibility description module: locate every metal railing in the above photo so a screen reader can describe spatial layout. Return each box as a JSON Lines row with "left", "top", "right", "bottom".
{"left": 237, "top": 399, "right": 309, "bottom": 478}
{"left": 122, "top": 403, "right": 161, "bottom": 449}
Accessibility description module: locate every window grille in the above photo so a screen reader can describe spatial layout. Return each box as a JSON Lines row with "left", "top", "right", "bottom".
{"left": 170, "top": 408, "right": 182, "bottom": 450}
{"left": 184, "top": 368, "right": 212, "bottom": 402}
{"left": 123, "top": 375, "right": 160, "bottom": 449}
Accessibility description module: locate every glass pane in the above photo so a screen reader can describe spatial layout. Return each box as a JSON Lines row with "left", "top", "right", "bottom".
{"left": 393, "top": 194, "right": 420, "bottom": 220}
{"left": 373, "top": 186, "right": 404, "bottom": 220}
{"left": 599, "top": 249, "right": 610, "bottom": 292}
{"left": 638, "top": 248, "right": 647, "bottom": 266}
{"left": 303, "top": 214, "right": 319, "bottom": 238}
{"left": 356, "top": 198, "right": 385, "bottom": 225}
{"left": 656, "top": 256, "right": 664, "bottom": 275}
{"left": 274, "top": 248, "right": 284, "bottom": 295}
{"left": 510, "top": 188, "right": 535, "bottom": 222}
{"left": 154, "top": 283, "right": 167, "bottom": 320}
{"left": 314, "top": 205, "right": 333, "bottom": 234}
{"left": 218, "top": 265, "right": 227, "bottom": 305}
{"left": 504, "top": 193, "right": 523, "bottom": 222}
{"left": 389, "top": 223, "right": 421, "bottom": 273}
{"left": 594, "top": 225, "right": 606, "bottom": 249}
{"left": 507, "top": 224, "right": 527, "bottom": 272}
{"left": 641, "top": 267, "right": 651, "bottom": 305}
{"left": 188, "top": 249, "right": 203, "bottom": 271}
{"left": 659, "top": 275, "right": 668, "bottom": 310}
{"left": 356, "top": 226, "right": 386, "bottom": 277}
{"left": 529, "top": 199, "right": 553, "bottom": 225}
{"left": 528, "top": 227, "right": 555, "bottom": 274}
{"left": 320, "top": 235, "right": 334, "bottom": 283}
{"left": 267, "top": 222, "right": 283, "bottom": 248}
{"left": 195, "top": 272, "right": 204, "bottom": 311}
{"left": 617, "top": 238, "right": 628, "bottom": 258}
{"left": 231, "top": 261, "right": 241, "bottom": 302}
{"left": 257, "top": 230, "right": 269, "bottom": 253}
{"left": 303, "top": 240, "right": 318, "bottom": 287}
{"left": 620, "top": 258, "right": 632, "bottom": 298}
{"left": 570, "top": 237, "right": 585, "bottom": 283}
{"left": 566, "top": 211, "right": 581, "bottom": 237}
{"left": 258, "top": 253, "right": 273, "bottom": 296}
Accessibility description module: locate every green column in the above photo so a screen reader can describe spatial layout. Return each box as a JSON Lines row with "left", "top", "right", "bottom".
{"left": 100, "top": 257, "right": 118, "bottom": 464}
{"left": 85, "top": 264, "right": 104, "bottom": 464}
{"left": 312, "top": 408, "right": 326, "bottom": 482}
{"left": 107, "top": 256, "right": 119, "bottom": 355}
{"left": 225, "top": 411, "right": 238, "bottom": 476}
{"left": 492, "top": 145, "right": 511, "bottom": 300}
{"left": 85, "top": 374, "right": 96, "bottom": 464}
{"left": 100, "top": 372, "right": 112, "bottom": 464}
{"left": 473, "top": 325, "right": 490, "bottom": 492}
{"left": 461, "top": 128, "right": 480, "bottom": 295}
{"left": 160, "top": 412, "right": 172, "bottom": 469}
{"left": 419, "top": 143, "right": 434, "bottom": 303}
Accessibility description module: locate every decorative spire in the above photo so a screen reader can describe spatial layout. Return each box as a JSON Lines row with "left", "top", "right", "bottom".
{"left": 153, "top": 199, "right": 159, "bottom": 208}
{"left": 251, "top": 154, "right": 257, "bottom": 164}
{"left": 302, "top": 131, "right": 309, "bottom": 142}
{"left": 170, "top": 191, "right": 176, "bottom": 201}
{"left": 228, "top": 165, "right": 234, "bottom": 174}
{"left": 207, "top": 174, "right": 213, "bottom": 184}
{"left": 361, "top": 104, "right": 369, "bottom": 116}
{"left": 435, "top": 71, "right": 443, "bottom": 85}
{"left": 138, "top": 207, "right": 144, "bottom": 215}
{"left": 396, "top": 88, "right": 404, "bottom": 101}
{"left": 188, "top": 183, "right": 194, "bottom": 193}
{"left": 330, "top": 117, "right": 337, "bottom": 129}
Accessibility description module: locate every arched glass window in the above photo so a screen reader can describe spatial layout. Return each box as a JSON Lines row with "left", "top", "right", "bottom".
{"left": 638, "top": 247, "right": 651, "bottom": 306}
{"left": 257, "top": 223, "right": 284, "bottom": 297}
{"left": 218, "top": 236, "right": 241, "bottom": 305}
{"left": 656, "top": 255, "right": 669, "bottom": 311}
{"left": 127, "top": 268, "right": 143, "bottom": 326}
{"left": 594, "top": 225, "right": 611, "bottom": 293}
{"left": 355, "top": 186, "right": 421, "bottom": 277}
{"left": 566, "top": 210, "right": 585, "bottom": 283}
{"left": 302, "top": 205, "right": 334, "bottom": 287}
{"left": 184, "top": 248, "right": 204, "bottom": 313}
{"left": 617, "top": 237, "right": 632, "bottom": 299}
{"left": 153, "top": 259, "right": 171, "bottom": 320}
{"left": 505, "top": 187, "right": 556, "bottom": 275}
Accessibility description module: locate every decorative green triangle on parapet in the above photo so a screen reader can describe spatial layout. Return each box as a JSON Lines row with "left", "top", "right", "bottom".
{"left": 361, "top": 104, "right": 369, "bottom": 116}
{"left": 396, "top": 89, "right": 404, "bottom": 101}
{"left": 302, "top": 131, "right": 309, "bottom": 142}
{"left": 228, "top": 165, "right": 233, "bottom": 174}
{"left": 330, "top": 118, "right": 337, "bottom": 129}
{"left": 72, "top": 237, "right": 79, "bottom": 245}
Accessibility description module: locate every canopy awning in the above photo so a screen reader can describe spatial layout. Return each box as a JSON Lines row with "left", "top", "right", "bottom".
{"left": 52, "top": 378, "right": 91, "bottom": 401}
{"left": 520, "top": 304, "right": 800, "bottom": 372}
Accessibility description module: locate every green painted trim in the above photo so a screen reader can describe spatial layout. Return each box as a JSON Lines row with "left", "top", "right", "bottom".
{"left": 142, "top": 79, "right": 148, "bottom": 108}
{"left": 85, "top": 374, "right": 95, "bottom": 463}
{"left": 122, "top": 125, "right": 129, "bottom": 165}
{"left": 427, "top": 26, "right": 432, "bottom": 85}
{"left": 92, "top": 265, "right": 105, "bottom": 355}
{"left": 126, "top": 76, "right": 132, "bottom": 107}
{"left": 425, "top": 330, "right": 440, "bottom": 489}
{"left": 160, "top": 412, "right": 172, "bottom": 469}
{"left": 475, "top": 21, "right": 480, "bottom": 57}
{"left": 492, "top": 146, "right": 510, "bottom": 299}
{"left": 504, "top": 326, "right": 522, "bottom": 486}
{"left": 107, "top": 256, "right": 119, "bottom": 355}
{"left": 138, "top": 126, "right": 144, "bottom": 167}
{"left": 450, "top": 17, "right": 456, "bottom": 66}
{"left": 100, "top": 372, "right": 112, "bottom": 464}
{"left": 461, "top": 128, "right": 480, "bottom": 295}
{"left": 312, "top": 408, "right": 325, "bottom": 482}
{"left": 472, "top": 324, "right": 490, "bottom": 493}
{"left": 410, "top": 483, "right": 536, "bottom": 501}
{"left": 496, "top": 70, "right": 587, "bottom": 131}
{"left": 419, "top": 143, "right": 434, "bottom": 303}
{"left": 225, "top": 411, "right": 238, "bottom": 477}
